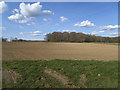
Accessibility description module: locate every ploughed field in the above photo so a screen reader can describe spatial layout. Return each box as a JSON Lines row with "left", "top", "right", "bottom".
{"left": 2, "top": 42, "right": 118, "bottom": 61}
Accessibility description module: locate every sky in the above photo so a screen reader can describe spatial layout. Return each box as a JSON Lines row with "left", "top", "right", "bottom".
{"left": 0, "top": 1, "right": 119, "bottom": 40}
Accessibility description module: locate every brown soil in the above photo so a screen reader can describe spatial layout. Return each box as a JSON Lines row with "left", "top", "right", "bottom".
{"left": 2, "top": 69, "right": 20, "bottom": 83}
{"left": 2, "top": 42, "right": 118, "bottom": 61}
{"left": 44, "top": 68, "right": 76, "bottom": 88}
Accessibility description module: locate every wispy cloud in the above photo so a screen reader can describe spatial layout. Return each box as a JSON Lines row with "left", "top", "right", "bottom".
{"left": 12, "top": 9, "right": 19, "bottom": 14}
{"left": 99, "top": 25, "right": 120, "bottom": 31}
{"left": 26, "top": 22, "right": 36, "bottom": 26}
{"left": 19, "top": 31, "right": 42, "bottom": 36}
{"left": 43, "top": 18, "right": 48, "bottom": 22}
{"left": 109, "top": 32, "right": 119, "bottom": 36}
{"left": 62, "top": 29, "right": 76, "bottom": 32}
{"left": 91, "top": 31, "right": 105, "bottom": 35}
{"left": 60, "top": 16, "right": 68, "bottom": 22}
{"left": 8, "top": 13, "right": 33, "bottom": 23}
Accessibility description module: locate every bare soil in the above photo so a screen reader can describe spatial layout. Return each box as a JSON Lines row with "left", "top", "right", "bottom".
{"left": 44, "top": 68, "right": 76, "bottom": 88}
{"left": 79, "top": 74, "right": 87, "bottom": 88}
{"left": 2, "top": 69, "right": 20, "bottom": 84}
{"left": 2, "top": 42, "right": 118, "bottom": 61}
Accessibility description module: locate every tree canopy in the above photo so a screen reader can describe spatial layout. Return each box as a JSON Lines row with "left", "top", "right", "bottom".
{"left": 45, "top": 32, "right": 119, "bottom": 43}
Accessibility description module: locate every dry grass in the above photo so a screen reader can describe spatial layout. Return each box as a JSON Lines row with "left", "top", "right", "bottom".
{"left": 2, "top": 42, "right": 118, "bottom": 61}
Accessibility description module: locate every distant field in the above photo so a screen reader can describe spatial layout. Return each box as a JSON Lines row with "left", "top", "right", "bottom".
{"left": 2, "top": 42, "right": 118, "bottom": 61}
{"left": 93, "top": 43, "right": 120, "bottom": 45}
{"left": 2, "top": 59, "right": 118, "bottom": 88}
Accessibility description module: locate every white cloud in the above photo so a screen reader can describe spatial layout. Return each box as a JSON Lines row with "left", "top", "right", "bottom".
{"left": 20, "top": 2, "right": 54, "bottom": 17}
{"left": 18, "top": 17, "right": 32, "bottom": 23}
{"left": 60, "top": 16, "right": 68, "bottom": 22}
{"left": 43, "top": 33, "right": 47, "bottom": 35}
{"left": 26, "top": 22, "right": 36, "bottom": 26}
{"left": 12, "top": 9, "right": 19, "bottom": 13}
{"left": 91, "top": 31, "right": 105, "bottom": 35}
{"left": 8, "top": 13, "right": 32, "bottom": 23}
{"left": 43, "top": 32, "right": 50, "bottom": 36}
{"left": 32, "top": 31, "right": 41, "bottom": 34}
{"left": 0, "top": 1, "right": 7, "bottom": 14}
{"left": 62, "top": 29, "right": 76, "bottom": 32}
{"left": 74, "top": 20, "right": 95, "bottom": 28}
{"left": 19, "top": 31, "right": 42, "bottom": 36}
{"left": 81, "top": 32, "right": 90, "bottom": 35}
{"left": 42, "top": 10, "right": 54, "bottom": 15}
{"left": 19, "top": 32, "right": 24, "bottom": 35}
{"left": 0, "top": 27, "right": 6, "bottom": 31}
{"left": 20, "top": 2, "right": 42, "bottom": 17}
{"left": 8, "top": 2, "right": 54, "bottom": 24}
{"left": 8, "top": 13, "right": 23, "bottom": 20}
{"left": 100, "top": 25, "right": 120, "bottom": 31}
{"left": 43, "top": 18, "right": 48, "bottom": 22}
{"left": 31, "top": 30, "right": 42, "bottom": 36}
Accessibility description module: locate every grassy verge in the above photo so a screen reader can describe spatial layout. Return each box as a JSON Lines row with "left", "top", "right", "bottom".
{"left": 2, "top": 59, "right": 118, "bottom": 88}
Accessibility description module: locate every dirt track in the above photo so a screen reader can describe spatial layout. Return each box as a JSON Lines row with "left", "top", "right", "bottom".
{"left": 2, "top": 42, "right": 118, "bottom": 61}
{"left": 44, "top": 68, "right": 76, "bottom": 88}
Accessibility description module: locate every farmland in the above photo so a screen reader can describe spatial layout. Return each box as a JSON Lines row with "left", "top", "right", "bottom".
{"left": 2, "top": 1, "right": 119, "bottom": 89}
{"left": 2, "top": 42, "right": 118, "bottom": 61}
{"left": 2, "top": 42, "right": 118, "bottom": 88}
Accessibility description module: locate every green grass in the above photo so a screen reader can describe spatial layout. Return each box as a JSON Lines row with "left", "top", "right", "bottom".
{"left": 2, "top": 59, "right": 118, "bottom": 88}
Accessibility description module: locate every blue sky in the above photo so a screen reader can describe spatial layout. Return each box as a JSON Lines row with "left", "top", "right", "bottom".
{"left": 0, "top": 1, "right": 118, "bottom": 40}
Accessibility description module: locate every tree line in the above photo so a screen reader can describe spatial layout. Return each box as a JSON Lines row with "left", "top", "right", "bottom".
{"left": 2, "top": 37, "right": 27, "bottom": 42}
{"left": 2, "top": 37, "right": 44, "bottom": 42}
{"left": 45, "top": 32, "right": 119, "bottom": 43}
{"left": 2, "top": 32, "right": 119, "bottom": 43}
